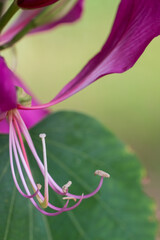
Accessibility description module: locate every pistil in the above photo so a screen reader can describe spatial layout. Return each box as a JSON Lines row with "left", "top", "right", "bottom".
{"left": 39, "top": 133, "right": 49, "bottom": 208}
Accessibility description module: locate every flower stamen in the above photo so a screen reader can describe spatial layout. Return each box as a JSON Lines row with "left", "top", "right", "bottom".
{"left": 94, "top": 170, "right": 110, "bottom": 178}
{"left": 63, "top": 196, "right": 77, "bottom": 202}
{"left": 8, "top": 110, "right": 110, "bottom": 215}
{"left": 9, "top": 114, "right": 41, "bottom": 199}
{"left": 13, "top": 116, "right": 31, "bottom": 172}
{"left": 39, "top": 133, "right": 49, "bottom": 208}
{"left": 62, "top": 180, "right": 72, "bottom": 194}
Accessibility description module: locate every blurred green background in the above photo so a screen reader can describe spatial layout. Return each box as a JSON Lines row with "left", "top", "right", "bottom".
{"left": 4, "top": 0, "right": 160, "bottom": 218}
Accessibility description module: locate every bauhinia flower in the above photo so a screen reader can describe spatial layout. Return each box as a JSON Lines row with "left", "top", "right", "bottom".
{"left": 0, "top": 57, "right": 110, "bottom": 216}
{"left": 1, "top": 0, "right": 160, "bottom": 215}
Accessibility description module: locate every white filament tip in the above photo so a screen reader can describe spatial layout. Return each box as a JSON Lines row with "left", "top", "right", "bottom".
{"left": 63, "top": 196, "right": 77, "bottom": 202}
{"left": 62, "top": 181, "right": 72, "bottom": 193}
{"left": 94, "top": 170, "right": 110, "bottom": 178}
{"left": 39, "top": 133, "right": 46, "bottom": 139}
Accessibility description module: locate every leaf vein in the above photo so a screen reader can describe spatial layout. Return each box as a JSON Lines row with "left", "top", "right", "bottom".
{"left": 3, "top": 187, "right": 16, "bottom": 240}
{"left": 42, "top": 215, "right": 53, "bottom": 240}
{"left": 29, "top": 203, "right": 33, "bottom": 240}
{"left": 0, "top": 161, "right": 10, "bottom": 183}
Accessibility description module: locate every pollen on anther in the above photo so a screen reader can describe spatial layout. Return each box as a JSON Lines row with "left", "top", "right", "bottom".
{"left": 94, "top": 170, "right": 110, "bottom": 178}
{"left": 37, "top": 184, "right": 42, "bottom": 190}
{"left": 62, "top": 181, "right": 72, "bottom": 193}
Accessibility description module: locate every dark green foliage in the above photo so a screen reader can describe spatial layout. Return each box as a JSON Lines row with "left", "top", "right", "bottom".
{"left": 0, "top": 112, "right": 157, "bottom": 240}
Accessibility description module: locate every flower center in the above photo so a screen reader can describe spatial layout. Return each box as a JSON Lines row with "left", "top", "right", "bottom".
{"left": 16, "top": 87, "right": 32, "bottom": 107}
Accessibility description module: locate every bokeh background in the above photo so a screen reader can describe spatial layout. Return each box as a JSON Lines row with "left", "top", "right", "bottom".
{"left": 3, "top": 0, "right": 160, "bottom": 222}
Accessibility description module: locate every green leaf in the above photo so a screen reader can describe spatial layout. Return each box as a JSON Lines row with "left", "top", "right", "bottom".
{"left": 0, "top": 111, "right": 157, "bottom": 240}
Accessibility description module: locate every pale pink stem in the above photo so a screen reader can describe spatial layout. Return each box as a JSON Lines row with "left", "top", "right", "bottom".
{"left": 67, "top": 177, "right": 104, "bottom": 199}
{"left": 9, "top": 116, "right": 40, "bottom": 199}
{"left": 13, "top": 128, "right": 41, "bottom": 191}
{"left": 13, "top": 116, "right": 31, "bottom": 172}
{"left": 17, "top": 97, "right": 61, "bottom": 110}
{"left": 12, "top": 128, "right": 40, "bottom": 198}
{"left": 28, "top": 195, "right": 83, "bottom": 216}
{"left": 63, "top": 195, "right": 83, "bottom": 212}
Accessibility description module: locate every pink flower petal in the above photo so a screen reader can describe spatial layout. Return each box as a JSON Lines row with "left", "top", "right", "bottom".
{"left": 45, "top": 0, "right": 160, "bottom": 106}
{"left": 0, "top": 57, "right": 48, "bottom": 134}
{"left": 0, "top": 57, "right": 17, "bottom": 114}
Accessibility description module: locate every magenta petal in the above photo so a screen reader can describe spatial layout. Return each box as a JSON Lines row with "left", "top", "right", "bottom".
{"left": 0, "top": 120, "right": 10, "bottom": 134}
{"left": 0, "top": 57, "right": 17, "bottom": 114}
{"left": 48, "top": 0, "right": 160, "bottom": 104}
{"left": 30, "top": 0, "right": 84, "bottom": 33}
{"left": 14, "top": 76, "right": 49, "bottom": 130}
{"left": 17, "top": 0, "right": 59, "bottom": 9}
{"left": 0, "top": 57, "right": 17, "bottom": 134}
{"left": 0, "top": 66, "right": 48, "bottom": 134}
